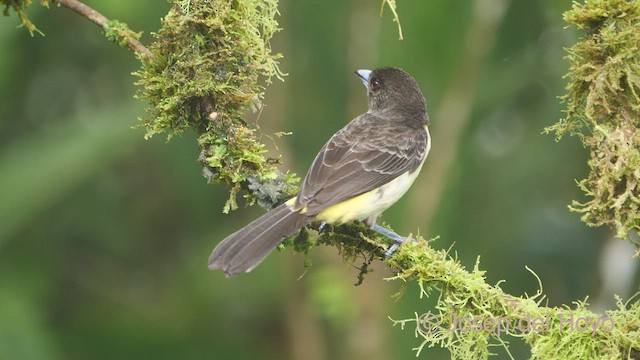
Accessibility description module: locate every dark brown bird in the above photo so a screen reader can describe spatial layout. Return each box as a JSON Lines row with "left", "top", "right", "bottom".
{"left": 209, "top": 67, "right": 430, "bottom": 276}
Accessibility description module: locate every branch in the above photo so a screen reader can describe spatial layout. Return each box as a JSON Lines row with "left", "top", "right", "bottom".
{"left": 381, "top": 236, "right": 640, "bottom": 358}
{"left": 288, "top": 223, "right": 640, "bottom": 358}
{"left": 56, "top": 0, "right": 152, "bottom": 57}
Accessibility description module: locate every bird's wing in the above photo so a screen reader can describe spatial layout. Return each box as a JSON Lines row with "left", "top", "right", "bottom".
{"left": 294, "top": 113, "right": 428, "bottom": 215}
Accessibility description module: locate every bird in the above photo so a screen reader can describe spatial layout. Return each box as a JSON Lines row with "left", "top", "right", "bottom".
{"left": 208, "top": 67, "right": 431, "bottom": 276}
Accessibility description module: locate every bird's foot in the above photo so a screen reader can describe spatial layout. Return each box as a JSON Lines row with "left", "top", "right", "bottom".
{"left": 371, "top": 224, "right": 409, "bottom": 257}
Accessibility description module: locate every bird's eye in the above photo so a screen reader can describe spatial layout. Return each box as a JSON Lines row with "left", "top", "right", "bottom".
{"left": 370, "top": 78, "right": 381, "bottom": 91}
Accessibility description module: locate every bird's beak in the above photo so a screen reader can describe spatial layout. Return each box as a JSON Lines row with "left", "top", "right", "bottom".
{"left": 355, "top": 69, "right": 372, "bottom": 88}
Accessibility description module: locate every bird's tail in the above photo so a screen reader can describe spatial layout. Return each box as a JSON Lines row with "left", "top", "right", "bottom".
{"left": 208, "top": 203, "right": 311, "bottom": 276}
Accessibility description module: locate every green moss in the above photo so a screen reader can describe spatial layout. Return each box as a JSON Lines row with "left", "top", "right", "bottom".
{"left": 1, "top": 0, "right": 48, "bottom": 35}
{"left": 134, "top": 0, "right": 297, "bottom": 211}
{"left": 387, "top": 236, "right": 640, "bottom": 359}
{"left": 104, "top": 19, "right": 141, "bottom": 49}
{"left": 525, "top": 297, "right": 640, "bottom": 359}
{"left": 289, "top": 224, "right": 639, "bottom": 358}
{"left": 545, "top": 0, "right": 640, "bottom": 244}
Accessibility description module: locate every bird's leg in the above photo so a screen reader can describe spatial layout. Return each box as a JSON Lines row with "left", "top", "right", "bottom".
{"left": 371, "top": 224, "right": 407, "bottom": 257}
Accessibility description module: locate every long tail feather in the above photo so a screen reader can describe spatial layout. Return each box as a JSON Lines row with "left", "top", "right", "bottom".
{"left": 208, "top": 203, "right": 310, "bottom": 276}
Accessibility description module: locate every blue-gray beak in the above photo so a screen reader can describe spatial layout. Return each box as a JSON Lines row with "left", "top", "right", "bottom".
{"left": 355, "top": 69, "right": 372, "bottom": 88}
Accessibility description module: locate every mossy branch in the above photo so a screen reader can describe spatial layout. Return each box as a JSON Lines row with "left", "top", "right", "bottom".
{"left": 545, "top": 0, "right": 640, "bottom": 251}
{"left": 1, "top": 0, "right": 151, "bottom": 56}
{"left": 297, "top": 226, "right": 639, "bottom": 359}
{"left": 134, "top": 0, "right": 298, "bottom": 212}
{"left": 383, "top": 237, "right": 639, "bottom": 359}
{"left": 56, "top": 0, "right": 152, "bottom": 57}
{"left": 3, "top": 0, "right": 298, "bottom": 211}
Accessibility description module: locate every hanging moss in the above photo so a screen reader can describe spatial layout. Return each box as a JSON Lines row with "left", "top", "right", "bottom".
{"left": 545, "top": 0, "right": 640, "bottom": 245}
{"left": 134, "top": 0, "right": 298, "bottom": 212}
{"left": 1, "top": 0, "right": 49, "bottom": 35}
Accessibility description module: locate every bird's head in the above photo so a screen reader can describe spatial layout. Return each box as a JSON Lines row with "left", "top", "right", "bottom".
{"left": 355, "top": 67, "right": 428, "bottom": 123}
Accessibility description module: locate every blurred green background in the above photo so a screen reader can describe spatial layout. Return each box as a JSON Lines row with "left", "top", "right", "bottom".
{"left": 1, "top": 0, "right": 639, "bottom": 359}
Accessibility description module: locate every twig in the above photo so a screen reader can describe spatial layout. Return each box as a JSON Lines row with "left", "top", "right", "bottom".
{"left": 56, "top": 0, "right": 152, "bottom": 57}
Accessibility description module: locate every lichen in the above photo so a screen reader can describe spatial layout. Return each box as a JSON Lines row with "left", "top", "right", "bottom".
{"left": 134, "top": 0, "right": 297, "bottom": 211}
{"left": 545, "top": 0, "right": 640, "bottom": 245}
